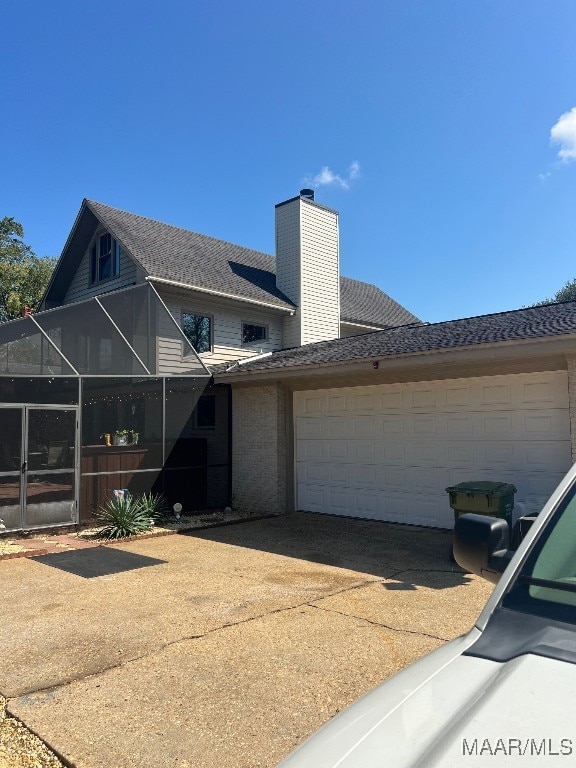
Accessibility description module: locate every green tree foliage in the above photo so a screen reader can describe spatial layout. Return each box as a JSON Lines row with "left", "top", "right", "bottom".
{"left": 532, "top": 277, "right": 576, "bottom": 306}
{"left": 0, "top": 217, "right": 56, "bottom": 321}
{"left": 551, "top": 278, "right": 576, "bottom": 304}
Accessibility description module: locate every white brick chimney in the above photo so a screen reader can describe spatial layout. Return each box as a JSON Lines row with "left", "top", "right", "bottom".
{"left": 275, "top": 190, "right": 340, "bottom": 347}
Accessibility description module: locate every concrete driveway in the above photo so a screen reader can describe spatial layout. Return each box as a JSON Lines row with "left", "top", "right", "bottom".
{"left": 0, "top": 512, "right": 493, "bottom": 768}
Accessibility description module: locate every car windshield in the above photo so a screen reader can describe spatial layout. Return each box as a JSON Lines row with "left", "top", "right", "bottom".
{"left": 502, "top": 481, "right": 576, "bottom": 625}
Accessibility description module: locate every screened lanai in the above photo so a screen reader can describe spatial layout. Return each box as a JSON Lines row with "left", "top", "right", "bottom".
{"left": 0, "top": 284, "right": 229, "bottom": 534}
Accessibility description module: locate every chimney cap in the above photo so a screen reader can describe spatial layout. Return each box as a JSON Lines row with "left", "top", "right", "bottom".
{"left": 300, "top": 188, "right": 315, "bottom": 201}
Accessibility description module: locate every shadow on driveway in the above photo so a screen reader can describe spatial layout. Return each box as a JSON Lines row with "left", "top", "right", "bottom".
{"left": 186, "top": 511, "right": 470, "bottom": 589}
{"left": 32, "top": 548, "right": 167, "bottom": 578}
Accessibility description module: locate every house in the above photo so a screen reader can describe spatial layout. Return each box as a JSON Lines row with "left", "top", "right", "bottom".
{"left": 0, "top": 191, "right": 418, "bottom": 533}
{"left": 2, "top": 190, "right": 575, "bottom": 534}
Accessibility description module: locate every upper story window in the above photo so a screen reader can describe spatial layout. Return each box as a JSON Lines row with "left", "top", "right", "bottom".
{"left": 242, "top": 323, "right": 267, "bottom": 344}
{"left": 90, "top": 233, "right": 120, "bottom": 284}
{"left": 182, "top": 312, "right": 212, "bottom": 354}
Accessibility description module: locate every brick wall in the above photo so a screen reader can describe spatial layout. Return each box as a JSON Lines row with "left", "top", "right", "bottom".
{"left": 231, "top": 383, "right": 287, "bottom": 514}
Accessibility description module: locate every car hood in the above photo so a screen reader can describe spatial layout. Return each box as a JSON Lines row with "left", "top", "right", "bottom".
{"left": 278, "top": 629, "right": 576, "bottom": 767}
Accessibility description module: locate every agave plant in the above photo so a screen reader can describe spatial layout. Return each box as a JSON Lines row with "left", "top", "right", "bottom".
{"left": 138, "top": 491, "right": 170, "bottom": 521}
{"left": 95, "top": 494, "right": 156, "bottom": 540}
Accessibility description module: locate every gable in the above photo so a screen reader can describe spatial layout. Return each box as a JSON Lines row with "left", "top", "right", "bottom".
{"left": 41, "top": 203, "right": 144, "bottom": 309}
{"left": 43, "top": 199, "right": 420, "bottom": 329}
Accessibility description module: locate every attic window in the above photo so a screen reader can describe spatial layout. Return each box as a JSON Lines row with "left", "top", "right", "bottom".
{"left": 90, "top": 233, "right": 120, "bottom": 283}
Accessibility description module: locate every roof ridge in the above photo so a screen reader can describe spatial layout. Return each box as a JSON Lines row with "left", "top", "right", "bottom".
{"left": 85, "top": 199, "right": 273, "bottom": 260}
{"left": 407, "top": 298, "right": 576, "bottom": 330}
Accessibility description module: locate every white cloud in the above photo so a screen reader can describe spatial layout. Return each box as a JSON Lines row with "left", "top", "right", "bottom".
{"left": 303, "top": 161, "right": 361, "bottom": 190}
{"left": 550, "top": 107, "right": 576, "bottom": 162}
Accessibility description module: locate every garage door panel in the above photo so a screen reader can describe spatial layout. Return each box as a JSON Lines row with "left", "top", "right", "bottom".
{"left": 446, "top": 443, "right": 476, "bottom": 465}
{"left": 382, "top": 415, "right": 404, "bottom": 435}
{"left": 326, "top": 395, "right": 346, "bottom": 412}
{"left": 381, "top": 391, "right": 404, "bottom": 409}
{"left": 405, "top": 443, "right": 444, "bottom": 465}
{"left": 328, "top": 440, "right": 349, "bottom": 459}
{"left": 297, "top": 418, "right": 324, "bottom": 439}
{"left": 353, "top": 416, "right": 377, "bottom": 437}
{"left": 300, "top": 395, "right": 323, "bottom": 414}
{"left": 296, "top": 439, "right": 323, "bottom": 460}
{"left": 524, "top": 441, "right": 572, "bottom": 469}
{"left": 294, "top": 373, "right": 571, "bottom": 528}
{"left": 446, "top": 414, "right": 474, "bottom": 436}
{"left": 298, "top": 486, "right": 325, "bottom": 512}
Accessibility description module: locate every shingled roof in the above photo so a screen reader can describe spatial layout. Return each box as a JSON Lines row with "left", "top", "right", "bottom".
{"left": 215, "top": 300, "right": 576, "bottom": 374}
{"left": 84, "top": 200, "right": 419, "bottom": 328}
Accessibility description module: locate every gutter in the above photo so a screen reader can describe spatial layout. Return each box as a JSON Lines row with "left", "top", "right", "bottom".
{"left": 146, "top": 276, "right": 296, "bottom": 314}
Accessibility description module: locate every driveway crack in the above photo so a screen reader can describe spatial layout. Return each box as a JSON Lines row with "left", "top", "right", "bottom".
{"left": 308, "top": 602, "right": 449, "bottom": 642}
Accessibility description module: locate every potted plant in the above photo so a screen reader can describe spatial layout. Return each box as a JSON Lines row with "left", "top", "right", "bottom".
{"left": 113, "top": 429, "right": 131, "bottom": 446}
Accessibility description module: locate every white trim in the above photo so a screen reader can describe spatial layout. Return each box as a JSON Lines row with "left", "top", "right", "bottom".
{"left": 340, "top": 320, "right": 387, "bottom": 331}
{"left": 146, "top": 276, "right": 296, "bottom": 314}
{"left": 225, "top": 351, "right": 273, "bottom": 372}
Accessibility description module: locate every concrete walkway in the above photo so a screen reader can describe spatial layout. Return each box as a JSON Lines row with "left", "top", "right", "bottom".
{"left": 0, "top": 513, "right": 493, "bottom": 768}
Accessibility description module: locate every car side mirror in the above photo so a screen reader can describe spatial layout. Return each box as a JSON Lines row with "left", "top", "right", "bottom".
{"left": 453, "top": 514, "right": 512, "bottom": 583}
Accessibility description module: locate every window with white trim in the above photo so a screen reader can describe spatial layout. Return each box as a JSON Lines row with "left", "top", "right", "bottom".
{"left": 90, "top": 232, "right": 120, "bottom": 284}
{"left": 182, "top": 312, "right": 212, "bottom": 354}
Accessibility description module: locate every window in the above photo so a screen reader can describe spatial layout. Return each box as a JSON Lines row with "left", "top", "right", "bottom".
{"left": 242, "top": 323, "right": 267, "bottom": 344}
{"left": 182, "top": 313, "right": 211, "bottom": 354}
{"left": 90, "top": 233, "right": 120, "bottom": 284}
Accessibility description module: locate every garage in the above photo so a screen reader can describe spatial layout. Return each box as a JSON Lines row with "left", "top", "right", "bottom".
{"left": 294, "top": 371, "right": 572, "bottom": 528}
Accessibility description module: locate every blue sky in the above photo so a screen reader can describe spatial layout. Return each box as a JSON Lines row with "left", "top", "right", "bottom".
{"left": 2, "top": 0, "right": 576, "bottom": 322}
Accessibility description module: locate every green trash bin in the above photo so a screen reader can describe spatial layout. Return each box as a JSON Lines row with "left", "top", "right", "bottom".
{"left": 445, "top": 481, "right": 517, "bottom": 528}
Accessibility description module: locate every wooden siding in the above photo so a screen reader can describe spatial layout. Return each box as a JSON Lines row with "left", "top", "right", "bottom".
{"left": 63, "top": 234, "right": 140, "bottom": 305}
{"left": 155, "top": 288, "right": 284, "bottom": 369}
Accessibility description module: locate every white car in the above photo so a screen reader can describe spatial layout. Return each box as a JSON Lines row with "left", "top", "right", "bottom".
{"left": 278, "top": 464, "right": 576, "bottom": 767}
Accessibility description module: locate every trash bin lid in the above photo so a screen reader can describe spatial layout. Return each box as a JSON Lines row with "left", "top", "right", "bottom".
{"left": 445, "top": 481, "right": 517, "bottom": 495}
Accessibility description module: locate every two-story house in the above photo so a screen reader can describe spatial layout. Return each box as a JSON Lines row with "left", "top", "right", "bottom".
{"left": 4, "top": 190, "right": 575, "bottom": 536}
{"left": 0, "top": 191, "right": 419, "bottom": 533}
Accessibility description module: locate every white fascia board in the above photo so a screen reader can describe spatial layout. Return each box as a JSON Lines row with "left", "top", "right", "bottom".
{"left": 146, "top": 276, "right": 296, "bottom": 314}
{"left": 340, "top": 320, "right": 387, "bottom": 331}
{"left": 214, "top": 334, "right": 576, "bottom": 383}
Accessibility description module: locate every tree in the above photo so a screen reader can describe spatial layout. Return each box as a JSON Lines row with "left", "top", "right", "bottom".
{"left": 0, "top": 217, "right": 56, "bottom": 322}
{"left": 532, "top": 277, "right": 576, "bottom": 306}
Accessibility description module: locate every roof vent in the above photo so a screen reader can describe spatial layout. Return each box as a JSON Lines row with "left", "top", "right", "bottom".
{"left": 300, "top": 188, "right": 314, "bottom": 201}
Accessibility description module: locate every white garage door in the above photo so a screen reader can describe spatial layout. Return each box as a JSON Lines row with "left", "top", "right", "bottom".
{"left": 294, "top": 372, "right": 572, "bottom": 528}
